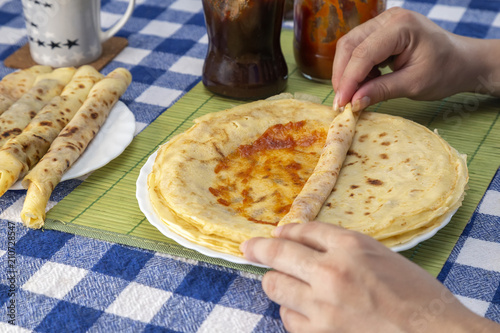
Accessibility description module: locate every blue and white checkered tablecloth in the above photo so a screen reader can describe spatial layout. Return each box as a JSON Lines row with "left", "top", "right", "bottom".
{"left": 0, "top": 0, "right": 499, "bottom": 331}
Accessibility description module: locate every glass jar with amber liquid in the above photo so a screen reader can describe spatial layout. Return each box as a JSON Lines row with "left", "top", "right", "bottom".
{"left": 202, "top": 0, "right": 288, "bottom": 99}
{"left": 294, "top": 0, "right": 385, "bottom": 83}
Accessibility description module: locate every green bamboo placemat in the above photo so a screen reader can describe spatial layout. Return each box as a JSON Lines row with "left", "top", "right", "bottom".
{"left": 45, "top": 30, "right": 500, "bottom": 276}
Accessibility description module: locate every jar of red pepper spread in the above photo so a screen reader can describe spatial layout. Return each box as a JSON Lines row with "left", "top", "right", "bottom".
{"left": 294, "top": 0, "right": 385, "bottom": 82}
{"left": 201, "top": 0, "right": 288, "bottom": 99}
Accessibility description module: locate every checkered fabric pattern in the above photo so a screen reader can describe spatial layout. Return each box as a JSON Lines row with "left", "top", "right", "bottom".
{"left": 438, "top": 167, "right": 500, "bottom": 321}
{"left": 0, "top": 221, "right": 283, "bottom": 332}
{"left": 393, "top": 0, "right": 500, "bottom": 39}
{"left": 0, "top": 0, "right": 499, "bottom": 331}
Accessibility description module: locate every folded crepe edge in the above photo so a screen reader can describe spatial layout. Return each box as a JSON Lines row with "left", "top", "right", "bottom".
{"left": 0, "top": 151, "right": 24, "bottom": 198}
{"left": 21, "top": 181, "right": 48, "bottom": 229}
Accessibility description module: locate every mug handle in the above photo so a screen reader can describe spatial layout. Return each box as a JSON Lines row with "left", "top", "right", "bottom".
{"left": 100, "top": 0, "right": 136, "bottom": 42}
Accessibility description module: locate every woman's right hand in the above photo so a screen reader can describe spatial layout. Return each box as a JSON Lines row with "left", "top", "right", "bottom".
{"left": 332, "top": 7, "right": 500, "bottom": 111}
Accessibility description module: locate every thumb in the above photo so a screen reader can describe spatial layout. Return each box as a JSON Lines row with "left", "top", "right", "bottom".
{"left": 351, "top": 70, "right": 417, "bottom": 108}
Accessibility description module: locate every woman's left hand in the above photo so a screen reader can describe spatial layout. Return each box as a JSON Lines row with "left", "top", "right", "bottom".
{"left": 241, "top": 221, "right": 490, "bottom": 333}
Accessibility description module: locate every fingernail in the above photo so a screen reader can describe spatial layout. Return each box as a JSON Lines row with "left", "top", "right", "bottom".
{"left": 352, "top": 96, "right": 371, "bottom": 112}
{"left": 272, "top": 226, "right": 283, "bottom": 237}
{"left": 333, "top": 93, "right": 341, "bottom": 111}
{"left": 239, "top": 240, "right": 248, "bottom": 253}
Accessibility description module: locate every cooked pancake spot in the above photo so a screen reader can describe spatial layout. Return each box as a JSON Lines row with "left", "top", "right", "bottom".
{"left": 367, "top": 178, "right": 383, "bottom": 186}
{"left": 380, "top": 153, "right": 388, "bottom": 159}
{"left": 381, "top": 141, "right": 391, "bottom": 146}
{"left": 347, "top": 150, "right": 361, "bottom": 158}
{"left": 276, "top": 204, "right": 291, "bottom": 214}
{"left": 60, "top": 126, "right": 78, "bottom": 136}
{"left": 2, "top": 128, "right": 22, "bottom": 138}
{"left": 217, "top": 198, "right": 230, "bottom": 206}
{"left": 286, "top": 162, "right": 301, "bottom": 170}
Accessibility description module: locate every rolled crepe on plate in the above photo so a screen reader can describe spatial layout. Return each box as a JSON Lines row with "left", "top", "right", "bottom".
{"left": 147, "top": 98, "right": 468, "bottom": 256}
{"left": 0, "top": 65, "right": 103, "bottom": 197}
{"left": 279, "top": 103, "right": 360, "bottom": 226}
{"left": 0, "top": 67, "right": 76, "bottom": 148}
{"left": 0, "top": 65, "right": 52, "bottom": 115}
{"left": 21, "top": 67, "right": 132, "bottom": 229}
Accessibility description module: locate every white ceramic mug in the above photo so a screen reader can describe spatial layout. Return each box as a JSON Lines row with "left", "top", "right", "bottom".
{"left": 21, "top": 0, "right": 135, "bottom": 67}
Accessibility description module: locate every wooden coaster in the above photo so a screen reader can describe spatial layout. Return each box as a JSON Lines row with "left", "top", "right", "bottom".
{"left": 4, "top": 36, "right": 128, "bottom": 71}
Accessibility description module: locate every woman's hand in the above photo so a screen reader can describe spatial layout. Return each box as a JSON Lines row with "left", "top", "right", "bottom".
{"left": 332, "top": 7, "right": 500, "bottom": 111}
{"left": 241, "top": 222, "right": 497, "bottom": 333}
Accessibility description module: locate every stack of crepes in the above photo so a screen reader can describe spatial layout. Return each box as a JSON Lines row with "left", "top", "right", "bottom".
{"left": 0, "top": 65, "right": 132, "bottom": 229}
{"left": 148, "top": 96, "right": 468, "bottom": 256}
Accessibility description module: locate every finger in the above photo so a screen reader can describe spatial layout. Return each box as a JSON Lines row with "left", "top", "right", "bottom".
{"left": 332, "top": 7, "right": 403, "bottom": 97}
{"left": 331, "top": 8, "right": 400, "bottom": 92}
{"left": 335, "top": 25, "right": 410, "bottom": 108}
{"left": 273, "top": 221, "right": 345, "bottom": 251}
{"left": 262, "top": 270, "right": 313, "bottom": 315}
{"left": 280, "top": 306, "right": 310, "bottom": 333}
{"left": 241, "top": 237, "right": 319, "bottom": 282}
{"left": 351, "top": 68, "right": 416, "bottom": 106}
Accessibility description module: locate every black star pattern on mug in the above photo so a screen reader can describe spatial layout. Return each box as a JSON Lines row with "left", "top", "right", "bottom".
{"left": 28, "top": 0, "right": 52, "bottom": 7}
{"left": 49, "top": 41, "right": 61, "bottom": 49}
{"left": 64, "top": 39, "right": 79, "bottom": 49}
{"left": 37, "top": 39, "right": 45, "bottom": 47}
{"left": 30, "top": 22, "right": 38, "bottom": 28}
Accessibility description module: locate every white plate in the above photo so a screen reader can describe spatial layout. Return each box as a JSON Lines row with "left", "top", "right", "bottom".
{"left": 10, "top": 101, "right": 135, "bottom": 190}
{"left": 137, "top": 148, "right": 456, "bottom": 266}
{"left": 389, "top": 208, "right": 456, "bottom": 252}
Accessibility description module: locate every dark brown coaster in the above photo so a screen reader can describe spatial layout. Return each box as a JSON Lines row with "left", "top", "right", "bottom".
{"left": 4, "top": 36, "right": 128, "bottom": 70}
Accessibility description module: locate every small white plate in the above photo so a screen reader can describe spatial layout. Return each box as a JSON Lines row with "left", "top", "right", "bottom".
{"left": 10, "top": 101, "right": 135, "bottom": 190}
{"left": 137, "top": 148, "right": 456, "bottom": 266}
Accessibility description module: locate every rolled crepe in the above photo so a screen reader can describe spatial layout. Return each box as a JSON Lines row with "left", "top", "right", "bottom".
{"left": 278, "top": 103, "right": 361, "bottom": 225}
{"left": 0, "top": 67, "right": 76, "bottom": 148}
{"left": 0, "top": 66, "right": 103, "bottom": 197}
{"left": 21, "top": 68, "right": 132, "bottom": 229}
{"left": 0, "top": 65, "right": 52, "bottom": 116}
